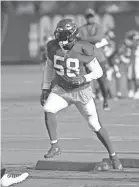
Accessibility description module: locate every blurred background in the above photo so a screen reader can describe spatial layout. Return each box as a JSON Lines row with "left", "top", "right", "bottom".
{"left": 1, "top": 1, "right": 139, "bottom": 98}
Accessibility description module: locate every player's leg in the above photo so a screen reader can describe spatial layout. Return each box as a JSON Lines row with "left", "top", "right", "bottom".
{"left": 76, "top": 98, "right": 122, "bottom": 170}
{"left": 134, "top": 55, "right": 139, "bottom": 99}
{"left": 43, "top": 92, "right": 68, "bottom": 158}
{"left": 44, "top": 112, "right": 57, "bottom": 145}
{"left": 127, "top": 64, "right": 134, "bottom": 98}
{"left": 95, "top": 48, "right": 110, "bottom": 110}
{"left": 1, "top": 160, "right": 29, "bottom": 186}
{"left": 97, "top": 66, "right": 110, "bottom": 110}
{"left": 115, "top": 74, "right": 122, "bottom": 98}
{"left": 40, "top": 89, "right": 58, "bottom": 145}
{"left": 134, "top": 47, "right": 139, "bottom": 98}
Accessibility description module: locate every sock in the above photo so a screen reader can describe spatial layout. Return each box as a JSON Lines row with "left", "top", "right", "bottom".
{"left": 51, "top": 140, "right": 58, "bottom": 144}
{"left": 44, "top": 112, "right": 58, "bottom": 142}
{"left": 96, "top": 127, "right": 115, "bottom": 156}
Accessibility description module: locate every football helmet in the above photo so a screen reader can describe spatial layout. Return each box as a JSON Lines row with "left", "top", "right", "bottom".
{"left": 54, "top": 18, "right": 79, "bottom": 48}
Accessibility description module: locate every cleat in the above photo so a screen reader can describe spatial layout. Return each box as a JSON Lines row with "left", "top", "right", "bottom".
{"left": 1, "top": 172, "right": 29, "bottom": 187}
{"left": 116, "top": 92, "right": 122, "bottom": 99}
{"left": 110, "top": 155, "right": 123, "bottom": 170}
{"left": 94, "top": 161, "right": 111, "bottom": 171}
{"left": 134, "top": 90, "right": 139, "bottom": 99}
{"left": 128, "top": 90, "right": 134, "bottom": 99}
{"left": 103, "top": 101, "right": 110, "bottom": 111}
{"left": 44, "top": 143, "right": 61, "bottom": 159}
{"left": 114, "top": 92, "right": 123, "bottom": 100}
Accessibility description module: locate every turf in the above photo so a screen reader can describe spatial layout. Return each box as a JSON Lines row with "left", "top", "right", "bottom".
{"left": 1, "top": 65, "right": 139, "bottom": 187}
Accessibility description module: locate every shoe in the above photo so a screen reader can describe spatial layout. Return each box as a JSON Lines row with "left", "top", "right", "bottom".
{"left": 103, "top": 101, "right": 110, "bottom": 111}
{"left": 116, "top": 92, "right": 122, "bottom": 98}
{"left": 44, "top": 143, "right": 61, "bottom": 159}
{"left": 128, "top": 90, "right": 134, "bottom": 98}
{"left": 94, "top": 161, "right": 110, "bottom": 171}
{"left": 1, "top": 172, "right": 29, "bottom": 187}
{"left": 134, "top": 90, "right": 139, "bottom": 99}
{"left": 114, "top": 92, "right": 123, "bottom": 100}
{"left": 110, "top": 155, "right": 123, "bottom": 170}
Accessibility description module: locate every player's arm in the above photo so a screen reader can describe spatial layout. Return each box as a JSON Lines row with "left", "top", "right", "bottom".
{"left": 40, "top": 57, "right": 55, "bottom": 106}
{"left": 84, "top": 57, "right": 103, "bottom": 81}
{"left": 82, "top": 42, "right": 103, "bottom": 81}
{"left": 41, "top": 57, "right": 55, "bottom": 89}
{"left": 80, "top": 42, "right": 103, "bottom": 80}
{"left": 69, "top": 56, "right": 103, "bottom": 86}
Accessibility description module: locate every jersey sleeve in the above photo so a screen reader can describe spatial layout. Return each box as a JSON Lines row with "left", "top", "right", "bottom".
{"left": 84, "top": 57, "right": 103, "bottom": 81}
{"left": 46, "top": 40, "right": 56, "bottom": 61}
{"left": 41, "top": 56, "right": 55, "bottom": 90}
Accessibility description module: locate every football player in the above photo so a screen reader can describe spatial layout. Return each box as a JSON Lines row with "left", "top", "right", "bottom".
{"left": 104, "top": 29, "right": 122, "bottom": 98}
{"left": 40, "top": 18, "right": 123, "bottom": 170}
{"left": 78, "top": 8, "right": 110, "bottom": 111}
{"left": 124, "top": 30, "right": 139, "bottom": 99}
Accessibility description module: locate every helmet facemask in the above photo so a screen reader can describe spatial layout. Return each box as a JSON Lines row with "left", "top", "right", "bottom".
{"left": 54, "top": 20, "right": 78, "bottom": 50}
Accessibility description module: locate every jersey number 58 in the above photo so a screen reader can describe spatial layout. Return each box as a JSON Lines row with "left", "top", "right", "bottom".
{"left": 54, "top": 55, "right": 80, "bottom": 77}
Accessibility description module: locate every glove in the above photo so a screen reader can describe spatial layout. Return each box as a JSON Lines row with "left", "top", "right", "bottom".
{"left": 62, "top": 75, "right": 87, "bottom": 86}
{"left": 40, "top": 89, "right": 50, "bottom": 106}
{"left": 70, "top": 76, "right": 87, "bottom": 86}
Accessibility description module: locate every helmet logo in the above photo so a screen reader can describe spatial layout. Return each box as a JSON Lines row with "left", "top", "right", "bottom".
{"left": 65, "top": 24, "right": 72, "bottom": 30}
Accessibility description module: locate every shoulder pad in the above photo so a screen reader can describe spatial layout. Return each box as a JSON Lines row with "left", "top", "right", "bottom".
{"left": 47, "top": 39, "right": 57, "bottom": 60}
{"left": 47, "top": 39, "right": 57, "bottom": 48}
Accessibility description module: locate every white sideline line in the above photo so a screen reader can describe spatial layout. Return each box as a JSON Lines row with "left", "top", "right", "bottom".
{"left": 2, "top": 148, "right": 139, "bottom": 154}
{"left": 1, "top": 113, "right": 139, "bottom": 121}
{"left": 2, "top": 134, "right": 139, "bottom": 140}
{"left": 1, "top": 120, "right": 139, "bottom": 127}
{"left": 2, "top": 136, "right": 139, "bottom": 143}
{"left": 131, "top": 113, "right": 139, "bottom": 116}
{"left": 2, "top": 134, "right": 139, "bottom": 141}
{"left": 116, "top": 184, "right": 138, "bottom": 186}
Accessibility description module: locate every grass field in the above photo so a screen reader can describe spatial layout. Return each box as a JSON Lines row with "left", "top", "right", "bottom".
{"left": 1, "top": 65, "right": 139, "bottom": 187}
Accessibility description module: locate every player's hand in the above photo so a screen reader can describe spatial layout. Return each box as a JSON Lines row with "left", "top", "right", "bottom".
{"left": 70, "top": 76, "right": 87, "bottom": 86}
{"left": 40, "top": 89, "right": 50, "bottom": 106}
{"left": 63, "top": 75, "right": 87, "bottom": 86}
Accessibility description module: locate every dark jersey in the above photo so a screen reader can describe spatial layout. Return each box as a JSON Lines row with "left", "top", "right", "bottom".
{"left": 47, "top": 39, "right": 96, "bottom": 90}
